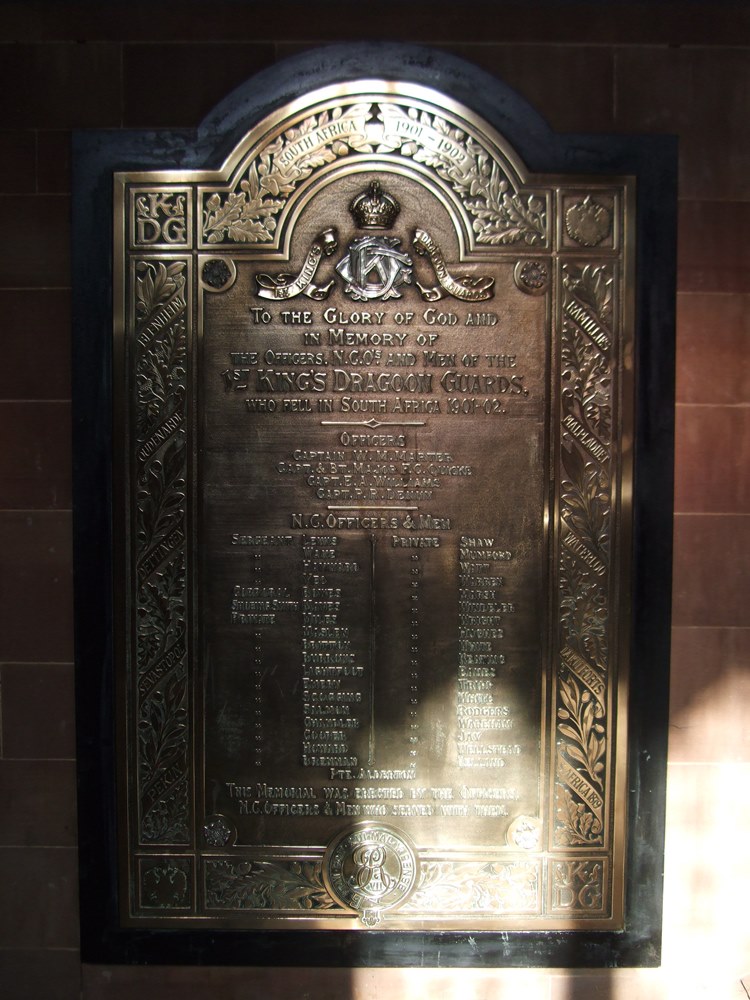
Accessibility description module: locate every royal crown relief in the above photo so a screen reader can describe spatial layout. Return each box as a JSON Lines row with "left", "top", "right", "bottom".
{"left": 253, "top": 180, "right": 495, "bottom": 305}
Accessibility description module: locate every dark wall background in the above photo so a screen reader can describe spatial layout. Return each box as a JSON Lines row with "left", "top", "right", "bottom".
{"left": 1, "top": 3, "right": 749, "bottom": 998}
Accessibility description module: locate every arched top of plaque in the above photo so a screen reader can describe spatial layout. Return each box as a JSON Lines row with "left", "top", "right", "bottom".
{"left": 195, "top": 81, "right": 548, "bottom": 258}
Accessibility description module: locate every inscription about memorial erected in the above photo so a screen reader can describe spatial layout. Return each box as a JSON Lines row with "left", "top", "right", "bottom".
{"left": 115, "top": 81, "right": 632, "bottom": 929}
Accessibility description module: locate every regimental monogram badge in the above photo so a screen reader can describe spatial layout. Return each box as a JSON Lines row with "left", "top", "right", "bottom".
{"left": 336, "top": 181, "right": 413, "bottom": 301}
{"left": 253, "top": 178, "right": 500, "bottom": 304}
{"left": 324, "top": 824, "right": 419, "bottom": 926}
{"left": 336, "top": 234, "right": 413, "bottom": 301}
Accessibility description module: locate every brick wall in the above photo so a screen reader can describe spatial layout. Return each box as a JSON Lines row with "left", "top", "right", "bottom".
{"left": 1, "top": 4, "right": 748, "bottom": 998}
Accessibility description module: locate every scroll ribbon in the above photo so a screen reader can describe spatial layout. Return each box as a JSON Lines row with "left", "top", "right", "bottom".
{"left": 412, "top": 228, "right": 495, "bottom": 302}
{"left": 560, "top": 645, "right": 606, "bottom": 712}
{"left": 255, "top": 228, "right": 338, "bottom": 300}
{"left": 557, "top": 757, "right": 604, "bottom": 817}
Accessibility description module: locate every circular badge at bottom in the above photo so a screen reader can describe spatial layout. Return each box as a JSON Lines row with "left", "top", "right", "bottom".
{"left": 324, "top": 824, "right": 419, "bottom": 926}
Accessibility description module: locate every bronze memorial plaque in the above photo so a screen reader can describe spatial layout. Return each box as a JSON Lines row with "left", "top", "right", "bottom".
{"left": 113, "top": 79, "right": 635, "bottom": 933}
